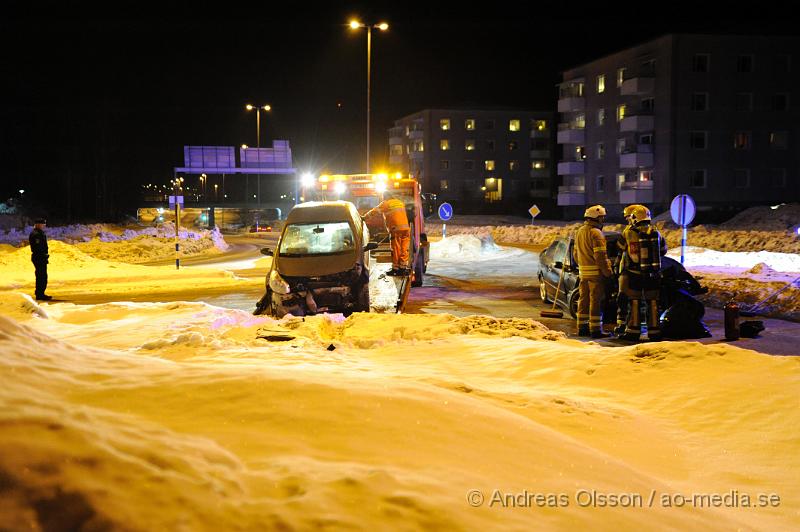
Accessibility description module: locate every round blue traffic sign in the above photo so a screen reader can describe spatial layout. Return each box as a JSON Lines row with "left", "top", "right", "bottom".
{"left": 670, "top": 194, "right": 696, "bottom": 227}
{"left": 438, "top": 202, "right": 453, "bottom": 221}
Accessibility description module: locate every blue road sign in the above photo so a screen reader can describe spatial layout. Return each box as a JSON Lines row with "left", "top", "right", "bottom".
{"left": 438, "top": 202, "right": 453, "bottom": 221}
{"left": 670, "top": 194, "right": 696, "bottom": 227}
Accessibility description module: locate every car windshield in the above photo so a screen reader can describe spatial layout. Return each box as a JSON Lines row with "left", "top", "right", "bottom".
{"left": 279, "top": 222, "right": 355, "bottom": 256}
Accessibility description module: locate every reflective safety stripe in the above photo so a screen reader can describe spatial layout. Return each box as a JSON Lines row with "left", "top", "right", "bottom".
{"left": 390, "top": 224, "right": 410, "bottom": 231}
{"left": 592, "top": 246, "right": 606, "bottom": 252}
{"left": 385, "top": 206, "right": 406, "bottom": 214}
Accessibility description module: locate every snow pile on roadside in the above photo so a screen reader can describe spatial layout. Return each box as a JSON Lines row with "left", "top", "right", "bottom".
{"left": 667, "top": 246, "right": 800, "bottom": 321}
{"left": 0, "top": 222, "right": 229, "bottom": 263}
{"left": 719, "top": 203, "right": 800, "bottom": 231}
{"left": 1, "top": 304, "right": 799, "bottom": 530}
{"left": 427, "top": 222, "right": 577, "bottom": 247}
{"left": 0, "top": 240, "right": 257, "bottom": 297}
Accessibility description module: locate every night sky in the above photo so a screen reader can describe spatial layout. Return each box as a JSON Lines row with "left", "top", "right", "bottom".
{"left": 1, "top": 2, "right": 793, "bottom": 220}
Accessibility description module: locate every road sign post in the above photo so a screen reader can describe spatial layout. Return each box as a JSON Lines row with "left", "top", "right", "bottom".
{"left": 670, "top": 194, "right": 696, "bottom": 265}
{"left": 528, "top": 204, "right": 541, "bottom": 225}
{"left": 438, "top": 202, "right": 453, "bottom": 238}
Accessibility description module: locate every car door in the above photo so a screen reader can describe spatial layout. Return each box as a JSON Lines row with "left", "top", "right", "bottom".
{"left": 543, "top": 239, "right": 568, "bottom": 300}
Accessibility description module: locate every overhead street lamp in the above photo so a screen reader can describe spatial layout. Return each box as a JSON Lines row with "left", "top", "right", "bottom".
{"left": 245, "top": 104, "right": 271, "bottom": 206}
{"left": 199, "top": 173, "right": 206, "bottom": 202}
{"left": 349, "top": 19, "right": 389, "bottom": 174}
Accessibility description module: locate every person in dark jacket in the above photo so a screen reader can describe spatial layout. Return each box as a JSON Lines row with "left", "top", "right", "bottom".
{"left": 29, "top": 218, "right": 52, "bottom": 301}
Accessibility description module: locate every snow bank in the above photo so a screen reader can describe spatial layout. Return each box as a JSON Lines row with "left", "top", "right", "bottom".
{"left": 0, "top": 222, "right": 229, "bottom": 263}
{"left": 0, "top": 240, "right": 258, "bottom": 298}
{"left": 1, "top": 304, "right": 799, "bottom": 530}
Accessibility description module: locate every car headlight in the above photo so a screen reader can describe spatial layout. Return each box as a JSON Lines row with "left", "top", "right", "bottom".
{"left": 269, "top": 269, "right": 291, "bottom": 295}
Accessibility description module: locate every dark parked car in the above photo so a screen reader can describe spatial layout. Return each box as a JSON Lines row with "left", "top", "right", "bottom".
{"left": 253, "top": 201, "right": 377, "bottom": 317}
{"left": 538, "top": 232, "right": 706, "bottom": 321}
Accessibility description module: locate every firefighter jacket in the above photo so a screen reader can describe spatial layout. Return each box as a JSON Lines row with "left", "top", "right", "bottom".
{"left": 365, "top": 198, "right": 409, "bottom": 232}
{"left": 575, "top": 220, "right": 612, "bottom": 279}
{"left": 29, "top": 228, "right": 49, "bottom": 262}
{"left": 621, "top": 222, "right": 665, "bottom": 276}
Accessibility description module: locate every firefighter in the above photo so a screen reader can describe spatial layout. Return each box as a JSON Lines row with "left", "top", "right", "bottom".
{"left": 575, "top": 205, "right": 613, "bottom": 338}
{"left": 613, "top": 204, "right": 646, "bottom": 335}
{"left": 29, "top": 218, "right": 52, "bottom": 301}
{"left": 620, "top": 205, "right": 667, "bottom": 341}
{"left": 362, "top": 193, "right": 411, "bottom": 276}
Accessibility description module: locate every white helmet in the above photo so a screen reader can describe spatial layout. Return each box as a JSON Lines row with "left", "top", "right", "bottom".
{"left": 584, "top": 205, "right": 607, "bottom": 220}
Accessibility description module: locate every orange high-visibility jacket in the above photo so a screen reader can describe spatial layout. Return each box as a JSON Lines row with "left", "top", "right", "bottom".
{"left": 367, "top": 198, "right": 409, "bottom": 231}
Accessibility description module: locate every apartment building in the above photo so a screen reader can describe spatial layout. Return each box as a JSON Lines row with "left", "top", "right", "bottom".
{"left": 388, "top": 109, "right": 556, "bottom": 213}
{"left": 557, "top": 34, "right": 799, "bottom": 219}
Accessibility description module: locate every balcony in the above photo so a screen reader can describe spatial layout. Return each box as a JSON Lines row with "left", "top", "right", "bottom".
{"left": 619, "top": 146, "right": 654, "bottom": 168}
{"left": 558, "top": 185, "right": 586, "bottom": 206}
{"left": 620, "top": 77, "right": 655, "bottom": 96}
{"left": 389, "top": 136, "right": 404, "bottom": 146}
{"left": 620, "top": 114, "right": 654, "bottom": 132}
{"left": 557, "top": 96, "right": 585, "bottom": 113}
{"left": 557, "top": 127, "right": 585, "bottom": 144}
{"left": 530, "top": 127, "right": 550, "bottom": 138}
{"left": 389, "top": 154, "right": 404, "bottom": 165}
{"left": 409, "top": 151, "right": 424, "bottom": 160}
{"left": 557, "top": 161, "right": 584, "bottom": 175}
{"left": 408, "top": 129, "right": 424, "bottom": 140}
{"left": 618, "top": 180, "right": 654, "bottom": 204}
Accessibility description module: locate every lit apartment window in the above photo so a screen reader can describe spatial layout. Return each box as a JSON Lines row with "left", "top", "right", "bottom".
{"left": 597, "top": 108, "right": 606, "bottom": 126}
{"left": 508, "top": 141, "right": 518, "bottom": 151}
{"left": 440, "top": 180, "right": 449, "bottom": 191}
{"left": 483, "top": 177, "right": 501, "bottom": 201}
{"left": 509, "top": 160, "right": 518, "bottom": 171}
{"left": 440, "top": 160, "right": 450, "bottom": 170}
{"left": 689, "top": 169, "right": 707, "bottom": 188}
{"left": 597, "top": 74, "right": 605, "bottom": 93}
{"left": 616, "top": 67, "right": 626, "bottom": 87}
{"left": 464, "top": 160, "right": 475, "bottom": 170}
{"left": 465, "top": 118, "right": 476, "bottom": 130}
{"left": 412, "top": 140, "right": 424, "bottom": 152}
{"left": 734, "top": 169, "right": 750, "bottom": 188}
{"left": 440, "top": 119, "right": 451, "bottom": 130}
{"left": 690, "top": 131, "right": 708, "bottom": 150}
{"left": 692, "top": 54, "right": 710, "bottom": 73}
{"left": 486, "top": 139, "right": 495, "bottom": 151}
{"left": 639, "top": 170, "right": 652, "bottom": 182}
{"left": 691, "top": 93, "right": 709, "bottom": 111}
{"left": 733, "top": 131, "right": 752, "bottom": 150}
{"left": 616, "top": 173, "right": 626, "bottom": 191}
{"left": 772, "top": 93, "right": 789, "bottom": 111}
{"left": 596, "top": 142, "right": 605, "bottom": 160}
{"left": 737, "top": 55, "right": 754, "bottom": 73}
{"left": 509, "top": 119, "right": 521, "bottom": 132}
{"left": 485, "top": 160, "right": 495, "bottom": 171}
{"left": 616, "top": 104, "right": 626, "bottom": 122}
{"left": 770, "top": 131, "right": 788, "bottom": 149}
{"left": 735, "top": 93, "right": 753, "bottom": 111}
{"left": 771, "top": 168, "right": 787, "bottom": 188}
{"left": 465, "top": 139, "right": 476, "bottom": 151}
{"left": 576, "top": 146, "right": 586, "bottom": 160}
{"left": 440, "top": 139, "right": 450, "bottom": 151}
{"left": 616, "top": 138, "right": 626, "bottom": 155}
{"left": 574, "top": 113, "right": 586, "bottom": 129}
{"left": 596, "top": 175, "right": 605, "bottom": 192}
{"left": 390, "top": 144, "right": 403, "bottom": 156}
{"left": 531, "top": 160, "right": 547, "bottom": 170}
{"left": 532, "top": 119, "right": 548, "bottom": 131}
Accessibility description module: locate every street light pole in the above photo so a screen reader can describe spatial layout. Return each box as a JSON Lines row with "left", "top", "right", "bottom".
{"left": 246, "top": 104, "right": 271, "bottom": 206}
{"left": 349, "top": 20, "right": 388, "bottom": 174}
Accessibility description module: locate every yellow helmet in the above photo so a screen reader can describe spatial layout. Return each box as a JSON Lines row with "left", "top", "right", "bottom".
{"left": 623, "top": 204, "right": 646, "bottom": 223}
{"left": 630, "top": 205, "right": 652, "bottom": 224}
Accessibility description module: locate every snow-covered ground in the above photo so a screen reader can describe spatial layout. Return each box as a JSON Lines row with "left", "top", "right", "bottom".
{"left": 1, "top": 226, "right": 799, "bottom": 529}
{"left": 1, "top": 293, "right": 798, "bottom": 530}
